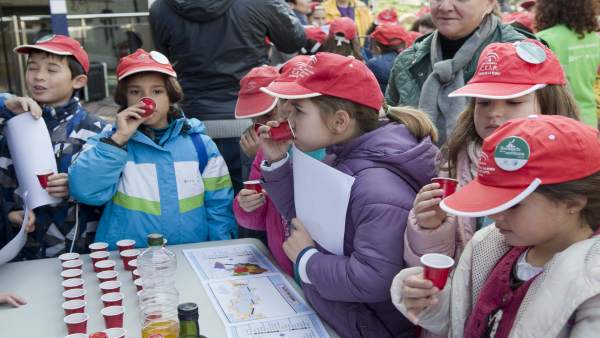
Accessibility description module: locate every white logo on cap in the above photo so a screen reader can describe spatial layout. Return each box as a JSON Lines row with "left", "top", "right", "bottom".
{"left": 150, "top": 51, "right": 170, "bottom": 65}
{"left": 478, "top": 52, "right": 500, "bottom": 76}
{"left": 289, "top": 58, "right": 316, "bottom": 79}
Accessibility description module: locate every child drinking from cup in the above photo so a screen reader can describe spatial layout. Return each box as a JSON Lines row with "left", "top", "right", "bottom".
{"left": 69, "top": 49, "right": 235, "bottom": 249}
{"left": 404, "top": 40, "right": 581, "bottom": 267}
{"left": 258, "top": 52, "right": 438, "bottom": 337}
{"left": 392, "top": 115, "right": 600, "bottom": 337}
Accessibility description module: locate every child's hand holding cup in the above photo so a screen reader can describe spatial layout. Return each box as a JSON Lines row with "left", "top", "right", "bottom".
{"left": 238, "top": 181, "right": 266, "bottom": 213}
{"left": 258, "top": 120, "right": 294, "bottom": 164}
{"left": 413, "top": 177, "right": 458, "bottom": 229}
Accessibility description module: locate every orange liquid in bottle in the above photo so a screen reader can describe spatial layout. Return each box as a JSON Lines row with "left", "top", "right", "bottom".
{"left": 141, "top": 319, "right": 179, "bottom": 338}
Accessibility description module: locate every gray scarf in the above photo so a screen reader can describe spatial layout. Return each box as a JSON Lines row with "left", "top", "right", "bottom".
{"left": 418, "top": 14, "right": 499, "bottom": 144}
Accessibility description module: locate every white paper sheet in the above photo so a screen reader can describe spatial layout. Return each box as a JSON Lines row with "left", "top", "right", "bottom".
{"left": 5, "top": 113, "right": 61, "bottom": 209}
{"left": 228, "top": 314, "right": 330, "bottom": 338}
{"left": 0, "top": 197, "right": 29, "bottom": 265}
{"left": 292, "top": 146, "right": 355, "bottom": 255}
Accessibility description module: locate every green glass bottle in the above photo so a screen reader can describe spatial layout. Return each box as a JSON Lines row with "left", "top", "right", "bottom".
{"left": 178, "top": 302, "right": 201, "bottom": 338}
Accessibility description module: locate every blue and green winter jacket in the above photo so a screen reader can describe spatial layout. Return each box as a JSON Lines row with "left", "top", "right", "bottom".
{"left": 69, "top": 116, "right": 236, "bottom": 249}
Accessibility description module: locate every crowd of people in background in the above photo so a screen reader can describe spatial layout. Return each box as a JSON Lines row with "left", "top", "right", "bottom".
{"left": 1, "top": 0, "right": 600, "bottom": 337}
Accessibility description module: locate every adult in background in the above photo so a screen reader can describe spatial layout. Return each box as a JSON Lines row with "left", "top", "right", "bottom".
{"left": 385, "top": 0, "right": 525, "bottom": 145}
{"left": 149, "top": 0, "right": 305, "bottom": 192}
{"left": 536, "top": 0, "right": 600, "bottom": 128}
{"left": 321, "top": 0, "right": 372, "bottom": 44}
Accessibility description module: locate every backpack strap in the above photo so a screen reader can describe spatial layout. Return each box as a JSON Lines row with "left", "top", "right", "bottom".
{"left": 190, "top": 133, "right": 209, "bottom": 174}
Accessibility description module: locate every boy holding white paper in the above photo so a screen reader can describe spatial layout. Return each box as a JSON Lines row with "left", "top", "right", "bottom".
{"left": 0, "top": 34, "right": 107, "bottom": 259}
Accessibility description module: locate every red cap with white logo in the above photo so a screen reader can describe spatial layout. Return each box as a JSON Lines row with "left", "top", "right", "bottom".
{"left": 440, "top": 115, "right": 600, "bottom": 217}
{"left": 329, "top": 17, "right": 357, "bottom": 44}
{"left": 14, "top": 34, "right": 90, "bottom": 74}
{"left": 370, "top": 24, "right": 409, "bottom": 46}
{"left": 449, "top": 39, "right": 565, "bottom": 99}
{"left": 116, "top": 49, "right": 176, "bottom": 80}
{"left": 235, "top": 65, "right": 280, "bottom": 119}
{"left": 261, "top": 52, "right": 383, "bottom": 111}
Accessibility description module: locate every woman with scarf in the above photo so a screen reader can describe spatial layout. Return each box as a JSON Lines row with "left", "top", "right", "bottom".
{"left": 385, "top": 0, "right": 526, "bottom": 145}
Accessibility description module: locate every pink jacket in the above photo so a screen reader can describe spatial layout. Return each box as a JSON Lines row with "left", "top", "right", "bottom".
{"left": 403, "top": 148, "right": 478, "bottom": 267}
{"left": 233, "top": 149, "right": 293, "bottom": 275}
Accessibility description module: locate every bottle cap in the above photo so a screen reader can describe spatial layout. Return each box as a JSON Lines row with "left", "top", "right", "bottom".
{"left": 178, "top": 302, "right": 199, "bottom": 321}
{"left": 147, "top": 233, "right": 164, "bottom": 247}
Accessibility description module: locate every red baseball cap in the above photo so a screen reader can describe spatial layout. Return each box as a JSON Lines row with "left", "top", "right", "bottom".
{"left": 261, "top": 52, "right": 383, "bottom": 111}
{"left": 370, "top": 24, "right": 409, "bottom": 46}
{"left": 375, "top": 8, "right": 398, "bottom": 25}
{"left": 304, "top": 26, "right": 328, "bottom": 45}
{"left": 116, "top": 49, "right": 176, "bottom": 81}
{"left": 449, "top": 39, "right": 565, "bottom": 99}
{"left": 404, "top": 31, "right": 422, "bottom": 48}
{"left": 503, "top": 12, "right": 534, "bottom": 32}
{"left": 235, "top": 66, "right": 280, "bottom": 119}
{"left": 14, "top": 34, "right": 90, "bottom": 74}
{"left": 520, "top": 0, "right": 536, "bottom": 10}
{"left": 329, "top": 17, "right": 357, "bottom": 43}
{"left": 440, "top": 115, "right": 600, "bottom": 217}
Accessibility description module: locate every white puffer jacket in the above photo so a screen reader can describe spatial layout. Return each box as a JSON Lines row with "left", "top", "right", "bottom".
{"left": 391, "top": 225, "right": 600, "bottom": 337}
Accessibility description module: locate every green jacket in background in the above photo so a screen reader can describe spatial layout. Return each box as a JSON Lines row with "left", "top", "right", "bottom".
{"left": 537, "top": 25, "right": 600, "bottom": 127}
{"left": 385, "top": 23, "right": 525, "bottom": 108}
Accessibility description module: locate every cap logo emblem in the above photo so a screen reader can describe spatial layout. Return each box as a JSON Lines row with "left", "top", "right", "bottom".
{"left": 150, "top": 51, "right": 170, "bottom": 65}
{"left": 516, "top": 41, "right": 546, "bottom": 64}
{"left": 494, "top": 136, "right": 530, "bottom": 171}
{"left": 36, "top": 34, "right": 56, "bottom": 43}
{"left": 289, "top": 62, "right": 314, "bottom": 79}
{"left": 478, "top": 52, "right": 500, "bottom": 76}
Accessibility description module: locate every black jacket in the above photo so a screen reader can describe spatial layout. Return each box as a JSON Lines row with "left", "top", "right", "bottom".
{"left": 150, "top": 0, "right": 305, "bottom": 120}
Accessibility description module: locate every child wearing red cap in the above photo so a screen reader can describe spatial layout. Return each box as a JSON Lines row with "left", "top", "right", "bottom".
{"left": 403, "top": 39, "right": 581, "bottom": 269}
{"left": 300, "top": 26, "right": 328, "bottom": 55}
{"left": 258, "top": 52, "right": 439, "bottom": 337}
{"left": 69, "top": 49, "right": 236, "bottom": 249}
{"left": 392, "top": 115, "right": 600, "bottom": 337}
{"left": 234, "top": 60, "right": 327, "bottom": 275}
{"left": 0, "top": 34, "right": 107, "bottom": 258}
{"left": 322, "top": 17, "right": 363, "bottom": 60}
{"left": 367, "top": 24, "right": 410, "bottom": 93}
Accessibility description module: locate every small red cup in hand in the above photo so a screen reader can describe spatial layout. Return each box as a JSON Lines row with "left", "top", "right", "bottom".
{"left": 431, "top": 177, "right": 459, "bottom": 198}
{"left": 269, "top": 120, "right": 295, "bottom": 141}
{"left": 420, "top": 253, "right": 455, "bottom": 290}
{"left": 36, "top": 169, "right": 54, "bottom": 189}
{"left": 101, "top": 305, "right": 124, "bottom": 329}
{"left": 244, "top": 180, "right": 263, "bottom": 193}
{"left": 139, "top": 97, "right": 156, "bottom": 117}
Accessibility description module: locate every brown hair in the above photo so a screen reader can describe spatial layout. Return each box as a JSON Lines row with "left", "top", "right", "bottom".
{"left": 373, "top": 40, "right": 406, "bottom": 54}
{"left": 311, "top": 96, "right": 438, "bottom": 142}
{"left": 536, "top": 172, "right": 600, "bottom": 230}
{"left": 322, "top": 36, "right": 364, "bottom": 61}
{"left": 444, "top": 85, "right": 581, "bottom": 177}
{"left": 114, "top": 73, "right": 184, "bottom": 110}
{"left": 535, "top": 0, "right": 599, "bottom": 38}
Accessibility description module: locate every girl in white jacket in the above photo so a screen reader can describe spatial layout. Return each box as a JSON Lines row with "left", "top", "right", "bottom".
{"left": 391, "top": 115, "right": 600, "bottom": 338}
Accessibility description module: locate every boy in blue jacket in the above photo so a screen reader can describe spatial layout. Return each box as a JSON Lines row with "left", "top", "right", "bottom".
{"left": 0, "top": 35, "right": 107, "bottom": 258}
{"left": 69, "top": 49, "right": 236, "bottom": 248}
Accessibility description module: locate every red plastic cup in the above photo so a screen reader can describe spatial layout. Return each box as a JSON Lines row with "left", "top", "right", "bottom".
{"left": 100, "top": 280, "right": 122, "bottom": 295}
{"left": 35, "top": 169, "right": 54, "bottom": 189}
{"left": 134, "top": 278, "right": 143, "bottom": 291}
{"left": 101, "top": 306, "right": 124, "bottom": 329}
{"left": 97, "top": 270, "right": 119, "bottom": 283}
{"left": 131, "top": 269, "right": 140, "bottom": 281}
{"left": 243, "top": 180, "right": 263, "bottom": 193}
{"left": 269, "top": 120, "right": 295, "bottom": 141}
{"left": 89, "top": 242, "right": 109, "bottom": 252}
{"left": 116, "top": 239, "right": 135, "bottom": 252}
{"left": 90, "top": 251, "right": 111, "bottom": 266}
{"left": 62, "top": 278, "right": 85, "bottom": 291}
{"left": 119, "top": 249, "right": 140, "bottom": 271}
{"left": 64, "top": 313, "right": 88, "bottom": 334}
{"left": 62, "top": 259, "right": 83, "bottom": 271}
{"left": 103, "top": 328, "right": 127, "bottom": 338}
{"left": 62, "top": 299, "right": 86, "bottom": 316}
{"left": 431, "top": 177, "right": 459, "bottom": 198}
{"left": 127, "top": 259, "right": 138, "bottom": 270}
{"left": 101, "top": 292, "right": 124, "bottom": 307}
{"left": 420, "top": 253, "right": 455, "bottom": 290}
{"left": 95, "top": 259, "right": 116, "bottom": 273}
{"left": 139, "top": 97, "right": 156, "bottom": 117}
{"left": 63, "top": 288, "right": 86, "bottom": 301}
{"left": 253, "top": 122, "right": 262, "bottom": 134}
{"left": 61, "top": 269, "right": 83, "bottom": 280}
{"left": 65, "top": 334, "right": 88, "bottom": 338}
{"left": 90, "top": 332, "right": 108, "bottom": 338}
{"left": 59, "top": 252, "right": 80, "bottom": 263}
